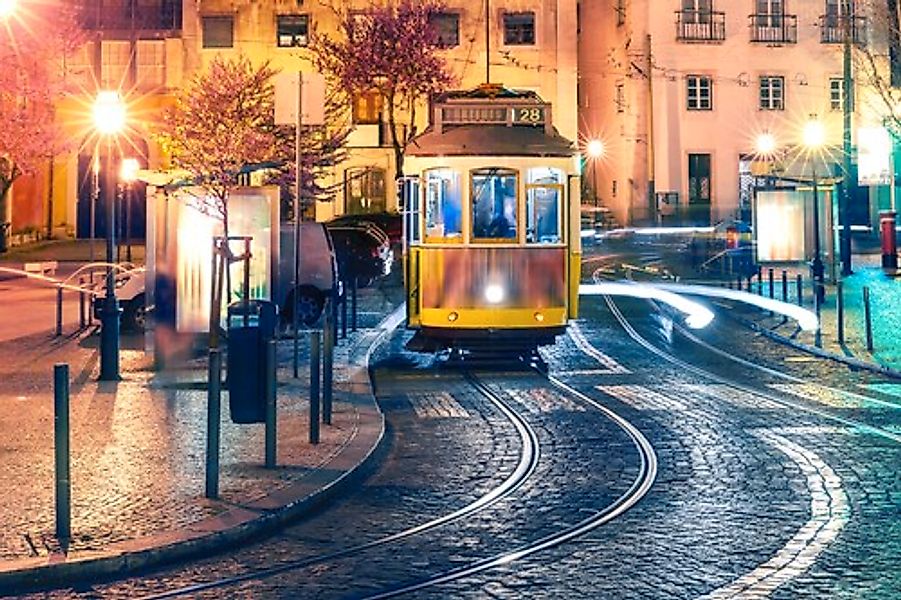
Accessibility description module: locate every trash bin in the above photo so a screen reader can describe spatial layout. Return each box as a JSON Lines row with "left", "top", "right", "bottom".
{"left": 226, "top": 299, "right": 278, "bottom": 424}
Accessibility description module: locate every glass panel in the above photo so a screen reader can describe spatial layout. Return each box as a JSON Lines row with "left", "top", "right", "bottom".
{"left": 527, "top": 186, "right": 561, "bottom": 243}
{"left": 406, "top": 179, "right": 421, "bottom": 244}
{"left": 471, "top": 168, "right": 518, "bottom": 240}
{"left": 527, "top": 167, "right": 562, "bottom": 184}
{"left": 425, "top": 169, "right": 463, "bottom": 240}
{"left": 202, "top": 16, "right": 234, "bottom": 49}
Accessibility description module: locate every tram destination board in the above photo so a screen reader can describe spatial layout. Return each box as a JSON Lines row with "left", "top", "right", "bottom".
{"left": 441, "top": 104, "right": 547, "bottom": 127}
{"left": 511, "top": 105, "right": 545, "bottom": 125}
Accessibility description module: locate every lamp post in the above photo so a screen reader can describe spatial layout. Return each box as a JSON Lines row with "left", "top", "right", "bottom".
{"left": 120, "top": 157, "right": 139, "bottom": 263}
{"left": 587, "top": 139, "right": 604, "bottom": 226}
{"left": 803, "top": 117, "right": 826, "bottom": 306}
{"left": 0, "top": 0, "right": 17, "bottom": 18}
{"left": 93, "top": 90, "right": 127, "bottom": 381}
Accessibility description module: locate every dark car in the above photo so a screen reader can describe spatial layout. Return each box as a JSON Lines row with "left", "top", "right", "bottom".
{"left": 325, "top": 223, "right": 394, "bottom": 287}
{"left": 328, "top": 212, "right": 402, "bottom": 248}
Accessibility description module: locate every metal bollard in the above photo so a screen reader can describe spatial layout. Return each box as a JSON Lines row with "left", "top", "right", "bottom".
{"left": 265, "top": 340, "right": 277, "bottom": 468}
{"left": 310, "top": 330, "right": 321, "bottom": 444}
{"left": 768, "top": 268, "right": 775, "bottom": 299}
{"left": 745, "top": 275, "right": 752, "bottom": 293}
{"left": 351, "top": 276, "right": 358, "bottom": 332}
{"left": 757, "top": 265, "right": 763, "bottom": 295}
{"left": 814, "top": 290, "right": 822, "bottom": 348}
{"left": 864, "top": 286, "right": 874, "bottom": 352}
{"left": 332, "top": 290, "right": 339, "bottom": 344}
{"left": 79, "top": 277, "right": 86, "bottom": 330}
{"left": 781, "top": 271, "right": 788, "bottom": 303}
{"left": 341, "top": 280, "right": 348, "bottom": 339}
{"left": 796, "top": 274, "right": 803, "bottom": 306}
{"left": 837, "top": 281, "right": 845, "bottom": 345}
{"left": 56, "top": 286, "right": 63, "bottom": 336}
{"left": 323, "top": 301, "right": 334, "bottom": 426}
{"left": 54, "top": 363, "right": 71, "bottom": 541}
{"left": 205, "top": 349, "right": 222, "bottom": 499}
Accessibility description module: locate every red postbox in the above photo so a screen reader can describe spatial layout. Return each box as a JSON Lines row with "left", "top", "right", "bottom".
{"left": 881, "top": 210, "right": 898, "bottom": 269}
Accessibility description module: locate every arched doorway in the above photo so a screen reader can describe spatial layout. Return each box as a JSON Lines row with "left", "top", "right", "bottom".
{"left": 76, "top": 138, "right": 149, "bottom": 242}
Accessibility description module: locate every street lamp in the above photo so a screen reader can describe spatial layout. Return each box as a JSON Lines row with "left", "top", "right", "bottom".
{"left": 93, "top": 90, "right": 126, "bottom": 381}
{"left": 803, "top": 116, "right": 826, "bottom": 307}
{"left": 120, "top": 157, "right": 139, "bottom": 263}
{"left": 586, "top": 139, "right": 605, "bottom": 224}
{"left": 0, "top": 0, "right": 17, "bottom": 19}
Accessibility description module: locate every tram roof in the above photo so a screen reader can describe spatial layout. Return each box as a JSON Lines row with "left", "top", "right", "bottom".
{"left": 406, "top": 125, "right": 574, "bottom": 157}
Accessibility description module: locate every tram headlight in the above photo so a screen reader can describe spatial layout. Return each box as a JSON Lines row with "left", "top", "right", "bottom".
{"left": 533, "top": 311, "right": 545, "bottom": 322}
{"left": 447, "top": 311, "right": 459, "bottom": 322}
{"left": 485, "top": 284, "right": 505, "bottom": 304}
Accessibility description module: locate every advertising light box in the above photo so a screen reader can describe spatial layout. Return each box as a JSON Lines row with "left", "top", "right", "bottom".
{"left": 754, "top": 190, "right": 806, "bottom": 262}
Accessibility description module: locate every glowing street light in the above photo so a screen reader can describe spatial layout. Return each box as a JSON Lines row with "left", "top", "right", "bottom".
{"left": 93, "top": 90, "right": 128, "bottom": 381}
{"left": 587, "top": 139, "right": 605, "bottom": 158}
{"left": 803, "top": 115, "right": 827, "bottom": 314}
{"left": 755, "top": 132, "right": 777, "bottom": 156}
{"left": 0, "top": 0, "right": 17, "bottom": 19}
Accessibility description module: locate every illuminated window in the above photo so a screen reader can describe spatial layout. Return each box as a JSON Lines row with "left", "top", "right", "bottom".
{"left": 425, "top": 169, "right": 463, "bottom": 240}
{"left": 829, "top": 77, "right": 852, "bottom": 111}
{"left": 202, "top": 15, "right": 234, "bottom": 49}
{"left": 277, "top": 15, "right": 309, "bottom": 47}
{"left": 100, "top": 40, "right": 129, "bottom": 89}
{"left": 503, "top": 12, "right": 535, "bottom": 45}
{"left": 526, "top": 168, "right": 563, "bottom": 244}
{"left": 345, "top": 167, "right": 386, "bottom": 214}
{"left": 353, "top": 90, "right": 382, "bottom": 125}
{"left": 429, "top": 12, "right": 460, "bottom": 48}
{"left": 472, "top": 168, "right": 518, "bottom": 240}
{"left": 136, "top": 40, "right": 165, "bottom": 87}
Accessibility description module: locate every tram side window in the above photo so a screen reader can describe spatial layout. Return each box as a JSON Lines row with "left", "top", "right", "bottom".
{"left": 425, "top": 169, "right": 462, "bottom": 240}
{"left": 526, "top": 168, "right": 563, "bottom": 244}
{"left": 472, "top": 168, "right": 518, "bottom": 240}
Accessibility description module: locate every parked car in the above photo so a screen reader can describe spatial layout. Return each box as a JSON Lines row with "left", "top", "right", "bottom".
{"left": 328, "top": 212, "right": 402, "bottom": 248}
{"left": 278, "top": 222, "right": 342, "bottom": 327}
{"left": 92, "top": 268, "right": 148, "bottom": 332}
{"left": 325, "top": 222, "right": 394, "bottom": 288}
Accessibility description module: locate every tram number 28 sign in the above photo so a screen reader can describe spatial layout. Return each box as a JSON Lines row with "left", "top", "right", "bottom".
{"left": 511, "top": 106, "right": 545, "bottom": 125}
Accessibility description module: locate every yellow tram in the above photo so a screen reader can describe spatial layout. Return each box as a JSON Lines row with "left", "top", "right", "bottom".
{"left": 401, "top": 85, "right": 581, "bottom": 355}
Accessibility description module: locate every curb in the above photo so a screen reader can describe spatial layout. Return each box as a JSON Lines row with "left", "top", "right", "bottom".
{"left": 0, "top": 307, "right": 404, "bottom": 595}
{"left": 733, "top": 312, "right": 901, "bottom": 381}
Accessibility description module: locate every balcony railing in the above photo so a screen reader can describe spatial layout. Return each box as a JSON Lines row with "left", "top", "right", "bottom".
{"left": 748, "top": 13, "right": 797, "bottom": 44}
{"left": 819, "top": 14, "right": 866, "bottom": 45}
{"left": 676, "top": 10, "right": 726, "bottom": 42}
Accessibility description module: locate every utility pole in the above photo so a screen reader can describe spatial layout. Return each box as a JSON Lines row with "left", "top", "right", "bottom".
{"left": 840, "top": 11, "right": 854, "bottom": 276}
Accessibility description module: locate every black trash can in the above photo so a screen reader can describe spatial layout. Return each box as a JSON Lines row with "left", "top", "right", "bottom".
{"left": 226, "top": 299, "right": 278, "bottom": 424}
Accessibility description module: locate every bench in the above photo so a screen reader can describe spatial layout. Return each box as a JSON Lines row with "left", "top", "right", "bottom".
{"left": 23, "top": 261, "right": 58, "bottom": 277}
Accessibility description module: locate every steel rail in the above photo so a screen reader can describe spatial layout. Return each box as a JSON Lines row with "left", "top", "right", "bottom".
{"left": 137, "top": 370, "right": 541, "bottom": 600}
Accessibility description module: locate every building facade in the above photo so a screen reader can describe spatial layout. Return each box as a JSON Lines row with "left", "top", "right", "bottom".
{"left": 581, "top": 0, "right": 895, "bottom": 229}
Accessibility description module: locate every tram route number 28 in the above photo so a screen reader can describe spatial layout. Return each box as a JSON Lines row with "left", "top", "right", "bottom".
{"left": 512, "top": 107, "right": 544, "bottom": 124}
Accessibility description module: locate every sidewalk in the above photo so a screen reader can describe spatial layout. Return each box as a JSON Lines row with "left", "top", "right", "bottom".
{"left": 0, "top": 278, "right": 403, "bottom": 594}
{"left": 710, "top": 252, "right": 901, "bottom": 377}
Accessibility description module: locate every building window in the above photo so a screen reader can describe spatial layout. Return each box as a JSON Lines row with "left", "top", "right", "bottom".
{"left": 615, "top": 83, "right": 625, "bottom": 113}
{"left": 202, "top": 15, "right": 234, "bottom": 49}
{"left": 429, "top": 12, "right": 460, "bottom": 48}
{"left": 503, "top": 12, "right": 535, "bottom": 45}
{"left": 136, "top": 40, "right": 166, "bottom": 88}
{"left": 686, "top": 75, "right": 713, "bottom": 110}
{"left": 346, "top": 168, "right": 387, "bottom": 215}
{"left": 683, "top": 0, "right": 712, "bottom": 24}
{"left": 100, "top": 40, "right": 130, "bottom": 89}
{"left": 759, "top": 76, "right": 784, "bottom": 110}
{"left": 829, "top": 77, "right": 850, "bottom": 111}
{"left": 353, "top": 90, "right": 382, "bottom": 125}
{"left": 277, "top": 15, "right": 309, "bottom": 47}
{"left": 616, "top": 0, "right": 626, "bottom": 26}
{"left": 756, "top": 0, "right": 784, "bottom": 26}
{"left": 688, "top": 153, "right": 711, "bottom": 204}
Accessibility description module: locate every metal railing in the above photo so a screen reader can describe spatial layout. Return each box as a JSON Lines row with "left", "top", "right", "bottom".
{"left": 819, "top": 14, "right": 866, "bottom": 45}
{"left": 675, "top": 10, "right": 726, "bottom": 42}
{"left": 748, "top": 13, "right": 797, "bottom": 44}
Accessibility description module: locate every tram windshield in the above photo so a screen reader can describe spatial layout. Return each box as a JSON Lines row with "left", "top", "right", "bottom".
{"left": 472, "top": 168, "right": 518, "bottom": 240}
{"left": 526, "top": 167, "right": 563, "bottom": 244}
{"left": 425, "top": 168, "right": 463, "bottom": 240}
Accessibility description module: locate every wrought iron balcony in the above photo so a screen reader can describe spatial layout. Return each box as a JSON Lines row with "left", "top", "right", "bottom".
{"left": 819, "top": 14, "right": 866, "bottom": 45}
{"left": 676, "top": 10, "right": 726, "bottom": 43}
{"left": 748, "top": 13, "right": 797, "bottom": 44}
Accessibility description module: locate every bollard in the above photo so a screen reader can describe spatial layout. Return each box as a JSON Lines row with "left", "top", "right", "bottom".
{"left": 781, "top": 271, "right": 788, "bottom": 303}
{"left": 332, "top": 290, "right": 339, "bottom": 344}
{"left": 309, "top": 330, "right": 321, "bottom": 444}
{"left": 768, "top": 268, "right": 775, "bottom": 299}
{"left": 79, "top": 277, "right": 86, "bottom": 330}
{"left": 351, "top": 276, "right": 358, "bottom": 332}
{"left": 814, "top": 291, "right": 822, "bottom": 348}
{"left": 323, "top": 300, "right": 334, "bottom": 426}
{"left": 54, "top": 363, "right": 71, "bottom": 541}
{"left": 265, "top": 340, "right": 277, "bottom": 468}
{"left": 56, "top": 286, "right": 63, "bottom": 336}
{"left": 341, "top": 279, "right": 348, "bottom": 339}
{"left": 745, "top": 275, "right": 752, "bottom": 293}
{"left": 837, "top": 281, "right": 845, "bottom": 345}
{"left": 864, "top": 286, "right": 874, "bottom": 352}
{"left": 757, "top": 266, "right": 763, "bottom": 295}
{"left": 205, "top": 349, "right": 222, "bottom": 499}
{"left": 796, "top": 274, "right": 803, "bottom": 307}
